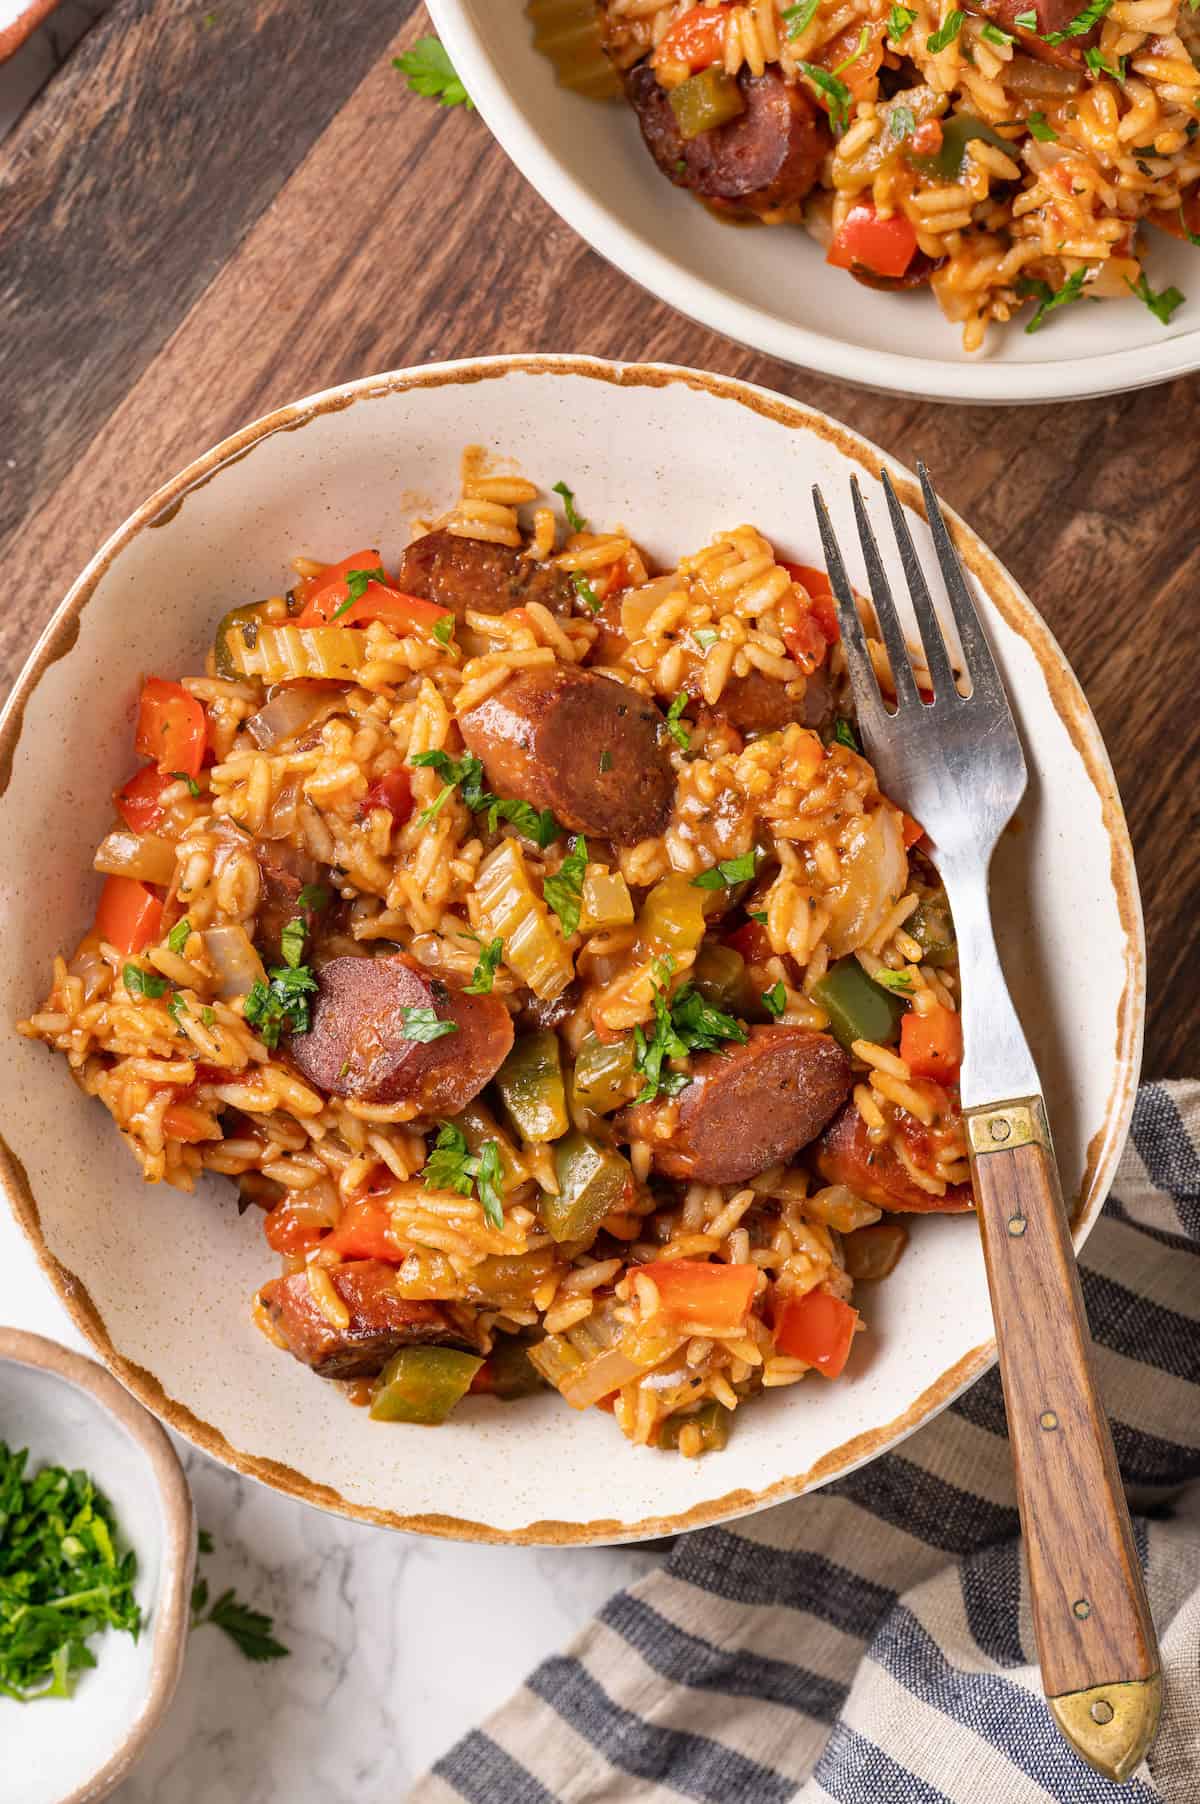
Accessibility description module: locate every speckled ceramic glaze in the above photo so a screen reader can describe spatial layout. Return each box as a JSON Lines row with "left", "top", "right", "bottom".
{"left": 0, "top": 358, "right": 1143, "bottom": 1543}
{"left": 0, "top": 1329, "right": 194, "bottom": 1804}
{"left": 428, "top": 0, "right": 1200, "bottom": 405}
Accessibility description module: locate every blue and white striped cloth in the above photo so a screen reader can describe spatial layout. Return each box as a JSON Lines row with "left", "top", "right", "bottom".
{"left": 412, "top": 1082, "right": 1200, "bottom": 1804}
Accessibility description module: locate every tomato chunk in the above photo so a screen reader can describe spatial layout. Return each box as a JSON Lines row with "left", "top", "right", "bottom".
{"left": 639, "top": 1259, "right": 758, "bottom": 1333}
{"left": 321, "top": 1196, "right": 404, "bottom": 1264}
{"left": 135, "top": 678, "right": 207, "bottom": 779}
{"left": 900, "top": 1003, "right": 963, "bottom": 1081}
{"left": 362, "top": 769, "right": 414, "bottom": 826}
{"left": 115, "top": 765, "right": 175, "bottom": 833}
{"left": 828, "top": 203, "right": 918, "bottom": 279}
{"left": 94, "top": 876, "right": 162, "bottom": 955}
{"left": 652, "top": 3, "right": 732, "bottom": 72}
{"left": 774, "top": 1291, "right": 859, "bottom": 1377}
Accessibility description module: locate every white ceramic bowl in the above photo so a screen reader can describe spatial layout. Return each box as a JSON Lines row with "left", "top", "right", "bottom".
{"left": 0, "top": 356, "right": 1142, "bottom": 1543}
{"left": 428, "top": 0, "right": 1200, "bottom": 404}
{"left": 0, "top": 1329, "right": 194, "bottom": 1804}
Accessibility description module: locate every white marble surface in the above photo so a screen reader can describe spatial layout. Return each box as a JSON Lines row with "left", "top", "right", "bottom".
{"left": 0, "top": 16, "right": 658, "bottom": 1795}
{"left": 0, "top": 1205, "right": 661, "bottom": 1796}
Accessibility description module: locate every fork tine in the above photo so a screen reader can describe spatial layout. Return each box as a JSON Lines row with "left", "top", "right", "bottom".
{"left": 879, "top": 471, "right": 958, "bottom": 700}
{"left": 850, "top": 477, "right": 922, "bottom": 711}
{"left": 812, "top": 486, "right": 887, "bottom": 735}
{"left": 916, "top": 464, "right": 1007, "bottom": 705}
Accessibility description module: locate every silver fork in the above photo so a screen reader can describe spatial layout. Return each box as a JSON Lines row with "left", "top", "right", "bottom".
{"left": 813, "top": 468, "right": 1160, "bottom": 1785}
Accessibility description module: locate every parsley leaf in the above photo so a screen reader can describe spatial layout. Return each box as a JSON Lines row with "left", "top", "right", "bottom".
{"left": 798, "top": 62, "right": 854, "bottom": 133}
{"left": 980, "top": 20, "right": 1013, "bottom": 41}
{"left": 552, "top": 480, "right": 587, "bottom": 533}
{"left": 1127, "top": 271, "right": 1185, "bottom": 324}
{"left": 167, "top": 992, "right": 189, "bottom": 1025}
{"left": 279, "top": 916, "right": 307, "bottom": 970}
{"left": 400, "top": 1006, "right": 459, "bottom": 1043}
{"left": 1178, "top": 205, "right": 1200, "bottom": 247}
{"left": 1018, "top": 267, "right": 1087, "bottom": 331}
{"left": 244, "top": 962, "right": 318, "bottom": 1049}
{"left": 887, "top": 2, "right": 916, "bottom": 33}
{"left": 432, "top": 614, "right": 455, "bottom": 647}
{"left": 762, "top": 981, "right": 787, "bottom": 1017}
{"left": 0, "top": 1441, "right": 142, "bottom": 1700}
{"left": 543, "top": 834, "right": 588, "bottom": 938}
{"left": 197, "top": 1529, "right": 215, "bottom": 1555}
{"left": 571, "top": 572, "right": 601, "bottom": 613}
{"left": 171, "top": 770, "right": 202, "bottom": 797}
{"left": 167, "top": 917, "right": 192, "bottom": 954}
{"left": 1083, "top": 44, "right": 1125, "bottom": 78}
{"left": 782, "top": 0, "right": 820, "bottom": 37}
{"left": 1013, "top": 7, "right": 1038, "bottom": 26}
{"left": 691, "top": 627, "right": 719, "bottom": 651}
{"left": 1042, "top": 0, "right": 1113, "bottom": 41}
{"left": 691, "top": 850, "right": 759, "bottom": 890}
{"left": 410, "top": 749, "right": 559, "bottom": 845}
{"left": 465, "top": 936, "right": 504, "bottom": 995}
{"left": 599, "top": 749, "right": 613, "bottom": 773}
{"left": 665, "top": 691, "right": 693, "bottom": 750}
{"left": 927, "top": 9, "right": 965, "bottom": 52}
{"left": 485, "top": 797, "right": 560, "bottom": 847}
{"left": 1027, "top": 110, "right": 1057, "bottom": 140}
{"left": 422, "top": 1121, "right": 505, "bottom": 1228}
{"left": 393, "top": 36, "right": 473, "bottom": 109}
{"left": 330, "top": 565, "right": 386, "bottom": 622}
{"left": 123, "top": 963, "right": 167, "bottom": 999}
{"left": 887, "top": 103, "right": 916, "bottom": 143}
{"left": 871, "top": 967, "right": 916, "bottom": 993}
{"left": 193, "top": 1587, "right": 289, "bottom": 1663}
{"left": 632, "top": 980, "right": 747, "bottom": 1104}
{"left": 297, "top": 884, "right": 330, "bottom": 912}
{"left": 748, "top": 910, "right": 769, "bottom": 925}
{"left": 833, "top": 717, "right": 862, "bottom": 753}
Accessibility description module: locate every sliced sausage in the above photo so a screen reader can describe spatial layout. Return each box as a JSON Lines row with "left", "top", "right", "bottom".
{"left": 626, "top": 63, "right": 829, "bottom": 215}
{"left": 260, "top": 1260, "right": 481, "bottom": 1379}
{"left": 459, "top": 665, "right": 675, "bottom": 845}
{"left": 254, "top": 840, "right": 321, "bottom": 966}
{"left": 850, "top": 250, "right": 946, "bottom": 293}
{"left": 970, "top": 0, "right": 1089, "bottom": 66}
{"left": 287, "top": 954, "right": 513, "bottom": 1109}
{"left": 394, "top": 528, "right": 574, "bottom": 620}
{"left": 688, "top": 668, "right": 831, "bottom": 739}
{"left": 617, "top": 1026, "right": 851, "bottom": 1184}
{"left": 815, "top": 1103, "right": 973, "bottom": 1213}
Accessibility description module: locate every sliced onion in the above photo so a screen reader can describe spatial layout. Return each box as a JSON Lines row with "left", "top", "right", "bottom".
{"left": 823, "top": 806, "right": 908, "bottom": 959}
{"left": 621, "top": 573, "right": 682, "bottom": 642}
{"left": 246, "top": 681, "right": 340, "bottom": 750}
{"left": 203, "top": 924, "right": 267, "bottom": 999}
{"left": 94, "top": 828, "right": 177, "bottom": 886}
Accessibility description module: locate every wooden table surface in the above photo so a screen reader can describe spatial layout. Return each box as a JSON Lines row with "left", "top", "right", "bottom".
{"left": 1, "top": 0, "right": 1195, "bottom": 1074}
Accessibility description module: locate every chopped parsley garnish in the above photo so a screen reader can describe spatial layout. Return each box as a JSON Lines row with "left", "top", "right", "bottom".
{"left": 393, "top": 36, "right": 473, "bottom": 109}
{"left": 279, "top": 916, "right": 307, "bottom": 970}
{"left": 782, "top": 0, "right": 820, "bottom": 37}
{"left": 599, "top": 749, "right": 613, "bottom": 774}
{"left": 748, "top": 910, "right": 769, "bottom": 925}
{"left": 571, "top": 572, "right": 601, "bottom": 613}
{"left": 171, "top": 771, "right": 202, "bottom": 797}
{"left": 167, "top": 917, "right": 192, "bottom": 954}
{"left": 887, "top": 104, "right": 916, "bottom": 143}
{"left": 244, "top": 962, "right": 318, "bottom": 1049}
{"left": 1027, "top": 111, "right": 1057, "bottom": 140}
{"left": 798, "top": 62, "right": 854, "bottom": 133}
{"left": 465, "top": 936, "right": 504, "bottom": 995}
{"left": 927, "top": 9, "right": 965, "bottom": 53}
{"left": 692, "top": 850, "right": 759, "bottom": 890}
{"left": 633, "top": 980, "right": 747, "bottom": 1104}
{"left": 872, "top": 968, "right": 916, "bottom": 993}
{"left": 410, "top": 749, "right": 559, "bottom": 846}
{"left": 330, "top": 565, "right": 386, "bottom": 621}
{"left": 665, "top": 691, "right": 693, "bottom": 750}
{"left": 422, "top": 1121, "right": 505, "bottom": 1229}
{"left": 980, "top": 20, "right": 1013, "bottom": 42}
{"left": 887, "top": 3, "right": 916, "bottom": 34}
{"left": 1018, "top": 267, "right": 1087, "bottom": 332}
{"left": 1013, "top": 7, "right": 1038, "bottom": 26}
{"left": 0, "top": 1441, "right": 142, "bottom": 1700}
{"left": 167, "top": 992, "right": 189, "bottom": 1025}
{"left": 123, "top": 963, "right": 167, "bottom": 999}
{"left": 1042, "top": 0, "right": 1112, "bottom": 41}
{"left": 432, "top": 614, "right": 456, "bottom": 647}
{"left": 190, "top": 1548, "right": 289, "bottom": 1664}
{"left": 833, "top": 717, "right": 862, "bottom": 753}
{"left": 1178, "top": 205, "right": 1200, "bottom": 246}
{"left": 543, "top": 834, "right": 588, "bottom": 938}
{"left": 1083, "top": 44, "right": 1125, "bottom": 78}
{"left": 399, "top": 1006, "right": 459, "bottom": 1043}
{"left": 552, "top": 480, "right": 587, "bottom": 533}
{"left": 762, "top": 981, "right": 787, "bottom": 1018}
{"left": 201, "top": 1006, "right": 216, "bottom": 1028}
{"left": 691, "top": 627, "right": 719, "bottom": 651}
{"left": 1127, "top": 272, "right": 1185, "bottom": 324}
{"left": 297, "top": 884, "right": 330, "bottom": 912}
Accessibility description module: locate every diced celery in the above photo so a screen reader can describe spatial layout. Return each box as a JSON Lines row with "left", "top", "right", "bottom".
{"left": 571, "top": 1031, "right": 639, "bottom": 1115}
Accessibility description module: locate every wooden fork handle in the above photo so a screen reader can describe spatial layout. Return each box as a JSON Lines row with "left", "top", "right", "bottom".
{"left": 965, "top": 1095, "right": 1161, "bottom": 1783}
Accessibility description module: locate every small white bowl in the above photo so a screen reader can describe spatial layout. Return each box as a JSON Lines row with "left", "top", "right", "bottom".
{"left": 0, "top": 1329, "right": 194, "bottom": 1804}
{"left": 0, "top": 355, "right": 1143, "bottom": 1543}
{"left": 427, "top": 0, "right": 1200, "bottom": 404}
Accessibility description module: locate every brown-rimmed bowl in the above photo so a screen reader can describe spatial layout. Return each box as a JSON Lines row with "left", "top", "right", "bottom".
{"left": 0, "top": 1328, "right": 194, "bottom": 1803}
{"left": 0, "top": 355, "right": 1143, "bottom": 1544}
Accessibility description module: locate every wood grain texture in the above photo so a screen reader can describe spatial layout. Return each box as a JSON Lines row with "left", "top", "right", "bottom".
{"left": 0, "top": 0, "right": 1197, "bottom": 1072}
{"left": 971, "top": 1130, "right": 1157, "bottom": 1703}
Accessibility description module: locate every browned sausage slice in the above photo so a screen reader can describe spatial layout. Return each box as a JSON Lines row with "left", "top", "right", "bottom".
{"left": 287, "top": 954, "right": 513, "bottom": 1109}
{"left": 815, "top": 1103, "right": 973, "bottom": 1213}
{"left": 394, "top": 528, "right": 575, "bottom": 619}
{"left": 459, "top": 666, "right": 675, "bottom": 845}
{"left": 617, "top": 1026, "right": 851, "bottom": 1184}
{"left": 688, "top": 669, "right": 832, "bottom": 739}
{"left": 969, "top": 0, "right": 1089, "bottom": 66}
{"left": 260, "top": 1260, "right": 481, "bottom": 1379}
{"left": 254, "top": 840, "right": 321, "bottom": 966}
{"left": 626, "top": 64, "right": 829, "bottom": 215}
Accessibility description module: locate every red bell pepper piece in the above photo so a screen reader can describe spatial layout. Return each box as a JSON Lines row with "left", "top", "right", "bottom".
{"left": 115, "top": 765, "right": 176, "bottom": 833}
{"left": 639, "top": 1259, "right": 758, "bottom": 1333}
{"left": 94, "top": 876, "right": 162, "bottom": 955}
{"left": 135, "top": 678, "right": 207, "bottom": 779}
{"left": 362, "top": 769, "right": 414, "bottom": 826}
{"left": 320, "top": 1196, "right": 404, "bottom": 1264}
{"left": 900, "top": 1003, "right": 963, "bottom": 1081}
{"left": 828, "top": 203, "right": 919, "bottom": 280}
{"left": 295, "top": 549, "right": 452, "bottom": 635}
{"left": 774, "top": 1291, "right": 859, "bottom": 1377}
{"left": 652, "top": 3, "right": 732, "bottom": 72}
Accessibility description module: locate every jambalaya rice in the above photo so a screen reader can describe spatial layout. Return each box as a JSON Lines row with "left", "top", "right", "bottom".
{"left": 19, "top": 448, "right": 972, "bottom": 1453}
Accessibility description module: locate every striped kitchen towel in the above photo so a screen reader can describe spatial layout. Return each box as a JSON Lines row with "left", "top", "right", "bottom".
{"left": 412, "top": 1081, "right": 1200, "bottom": 1804}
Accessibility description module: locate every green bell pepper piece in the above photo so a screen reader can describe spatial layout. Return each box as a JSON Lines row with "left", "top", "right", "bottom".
{"left": 572, "top": 1031, "right": 638, "bottom": 1116}
{"left": 542, "top": 1132, "right": 632, "bottom": 1243}
{"left": 495, "top": 1030, "right": 569, "bottom": 1143}
{"left": 668, "top": 65, "right": 746, "bottom": 141}
{"left": 658, "top": 1399, "right": 730, "bottom": 1454}
{"left": 369, "top": 1347, "right": 483, "bottom": 1424}
{"left": 909, "top": 113, "right": 1011, "bottom": 181}
{"left": 811, "top": 957, "right": 906, "bottom": 1051}
{"left": 691, "top": 942, "right": 751, "bottom": 1014}
{"left": 906, "top": 890, "right": 956, "bottom": 967}
{"left": 474, "top": 1335, "right": 546, "bottom": 1401}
